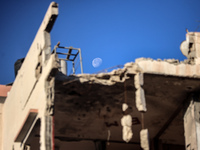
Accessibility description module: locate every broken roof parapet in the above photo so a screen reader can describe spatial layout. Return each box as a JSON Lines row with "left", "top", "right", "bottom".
{"left": 56, "top": 63, "right": 141, "bottom": 85}
{"left": 56, "top": 57, "right": 200, "bottom": 86}
{"left": 135, "top": 57, "right": 200, "bottom": 78}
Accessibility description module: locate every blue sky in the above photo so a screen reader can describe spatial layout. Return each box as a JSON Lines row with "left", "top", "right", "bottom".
{"left": 0, "top": 0, "right": 200, "bottom": 84}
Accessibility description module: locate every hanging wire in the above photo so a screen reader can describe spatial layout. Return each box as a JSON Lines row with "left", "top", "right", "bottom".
{"left": 69, "top": 56, "right": 80, "bottom": 75}
{"left": 107, "top": 130, "right": 111, "bottom": 145}
{"left": 141, "top": 112, "right": 145, "bottom": 129}
{"left": 94, "top": 65, "right": 124, "bottom": 74}
{"left": 124, "top": 80, "right": 127, "bottom": 104}
{"left": 75, "top": 60, "right": 80, "bottom": 73}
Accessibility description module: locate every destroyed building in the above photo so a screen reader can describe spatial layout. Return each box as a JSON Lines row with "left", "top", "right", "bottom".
{"left": 0, "top": 2, "right": 200, "bottom": 150}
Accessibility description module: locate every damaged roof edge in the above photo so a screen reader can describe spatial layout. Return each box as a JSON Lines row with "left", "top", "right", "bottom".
{"left": 56, "top": 57, "right": 200, "bottom": 86}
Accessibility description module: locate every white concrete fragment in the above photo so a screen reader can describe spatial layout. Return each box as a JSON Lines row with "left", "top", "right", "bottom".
{"left": 122, "top": 103, "right": 128, "bottom": 112}
{"left": 135, "top": 87, "right": 147, "bottom": 112}
{"left": 134, "top": 73, "right": 143, "bottom": 89}
{"left": 140, "top": 129, "right": 149, "bottom": 150}
{"left": 121, "top": 115, "right": 133, "bottom": 142}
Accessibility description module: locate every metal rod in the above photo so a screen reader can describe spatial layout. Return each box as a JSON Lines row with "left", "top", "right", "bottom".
{"left": 79, "top": 48, "right": 83, "bottom": 74}
{"left": 21, "top": 116, "right": 39, "bottom": 146}
{"left": 59, "top": 58, "right": 74, "bottom": 61}
{"left": 54, "top": 43, "right": 83, "bottom": 74}
{"left": 72, "top": 61, "right": 75, "bottom": 74}
{"left": 67, "top": 49, "right": 73, "bottom": 60}
{"left": 141, "top": 112, "right": 145, "bottom": 129}
{"left": 124, "top": 81, "right": 127, "bottom": 104}
{"left": 56, "top": 52, "right": 76, "bottom": 56}
{"left": 154, "top": 102, "right": 184, "bottom": 139}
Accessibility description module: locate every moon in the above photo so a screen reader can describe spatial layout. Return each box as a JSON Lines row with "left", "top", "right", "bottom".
{"left": 92, "top": 58, "right": 102, "bottom": 68}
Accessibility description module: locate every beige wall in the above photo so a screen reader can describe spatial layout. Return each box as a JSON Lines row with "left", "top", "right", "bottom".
{"left": 0, "top": 97, "right": 5, "bottom": 150}
{"left": 2, "top": 2, "right": 58, "bottom": 150}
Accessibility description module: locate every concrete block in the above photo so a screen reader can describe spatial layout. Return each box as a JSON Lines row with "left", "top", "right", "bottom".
{"left": 140, "top": 129, "right": 149, "bottom": 150}
{"left": 135, "top": 87, "right": 147, "bottom": 112}
{"left": 121, "top": 115, "right": 133, "bottom": 142}
{"left": 122, "top": 103, "right": 128, "bottom": 112}
{"left": 134, "top": 73, "right": 143, "bottom": 89}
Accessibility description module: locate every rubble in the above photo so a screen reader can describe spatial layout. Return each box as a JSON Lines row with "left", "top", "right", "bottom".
{"left": 140, "top": 129, "right": 149, "bottom": 150}
{"left": 121, "top": 115, "right": 133, "bottom": 142}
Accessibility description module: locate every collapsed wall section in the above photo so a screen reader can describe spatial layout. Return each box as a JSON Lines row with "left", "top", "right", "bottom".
{"left": 54, "top": 56, "right": 200, "bottom": 149}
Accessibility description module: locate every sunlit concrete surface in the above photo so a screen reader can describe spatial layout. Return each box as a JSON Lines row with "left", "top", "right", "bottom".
{"left": 1, "top": 2, "right": 200, "bottom": 150}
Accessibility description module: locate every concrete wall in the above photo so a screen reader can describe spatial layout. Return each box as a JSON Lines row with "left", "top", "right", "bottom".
{"left": 0, "top": 98, "right": 5, "bottom": 150}
{"left": 2, "top": 2, "right": 58, "bottom": 150}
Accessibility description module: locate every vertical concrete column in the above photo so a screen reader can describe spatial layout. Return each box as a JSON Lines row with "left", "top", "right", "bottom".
{"left": 184, "top": 95, "right": 200, "bottom": 150}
